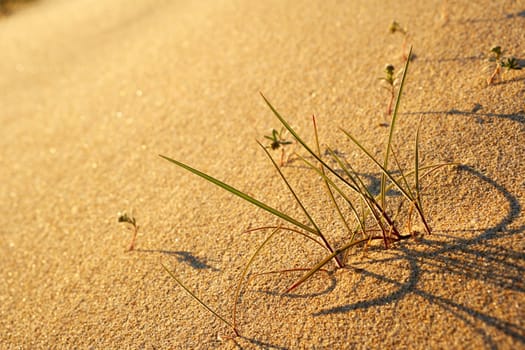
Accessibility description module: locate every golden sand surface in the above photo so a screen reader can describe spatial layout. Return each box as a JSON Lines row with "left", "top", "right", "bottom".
{"left": 1, "top": 0, "right": 524, "bottom": 348}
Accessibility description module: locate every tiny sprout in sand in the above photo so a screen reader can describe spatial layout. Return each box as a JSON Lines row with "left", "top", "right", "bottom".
{"left": 389, "top": 21, "right": 410, "bottom": 61}
{"left": 118, "top": 211, "right": 139, "bottom": 251}
{"left": 379, "top": 64, "right": 398, "bottom": 119}
{"left": 264, "top": 127, "right": 293, "bottom": 166}
{"left": 486, "top": 45, "right": 522, "bottom": 85}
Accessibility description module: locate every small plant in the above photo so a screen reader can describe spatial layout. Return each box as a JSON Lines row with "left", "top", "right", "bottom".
{"left": 389, "top": 21, "right": 410, "bottom": 61}
{"left": 118, "top": 211, "right": 138, "bottom": 251}
{"left": 486, "top": 46, "right": 522, "bottom": 85}
{"left": 160, "top": 47, "right": 454, "bottom": 337}
{"left": 379, "top": 64, "right": 398, "bottom": 119}
{"left": 264, "top": 127, "right": 293, "bottom": 166}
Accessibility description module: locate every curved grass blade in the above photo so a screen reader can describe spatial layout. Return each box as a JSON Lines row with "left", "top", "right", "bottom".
{"left": 299, "top": 151, "right": 395, "bottom": 247}
{"left": 325, "top": 147, "right": 384, "bottom": 237}
{"left": 159, "top": 154, "right": 316, "bottom": 235}
{"left": 384, "top": 162, "right": 458, "bottom": 194}
{"left": 161, "top": 262, "right": 239, "bottom": 337}
{"left": 232, "top": 226, "right": 281, "bottom": 331}
{"left": 285, "top": 237, "right": 370, "bottom": 293}
{"left": 389, "top": 144, "right": 415, "bottom": 200}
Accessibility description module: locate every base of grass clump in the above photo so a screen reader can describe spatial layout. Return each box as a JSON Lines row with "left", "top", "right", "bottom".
{"left": 160, "top": 47, "right": 455, "bottom": 337}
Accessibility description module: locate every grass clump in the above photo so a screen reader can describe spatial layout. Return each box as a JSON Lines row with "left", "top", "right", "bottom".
{"left": 160, "top": 47, "right": 453, "bottom": 338}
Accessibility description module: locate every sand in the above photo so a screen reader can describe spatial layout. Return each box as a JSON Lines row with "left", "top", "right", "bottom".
{"left": 1, "top": 0, "right": 524, "bottom": 348}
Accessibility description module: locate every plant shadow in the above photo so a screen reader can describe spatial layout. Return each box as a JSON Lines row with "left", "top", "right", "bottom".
{"left": 312, "top": 164, "right": 525, "bottom": 347}
{"left": 452, "top": 9, "right": 525, "bottom": 23}
{"left": 405, "top": 108, "right": 525, "bottom": 125}
{"left": 135, "top": 248, "right": 220, "bottom": 271}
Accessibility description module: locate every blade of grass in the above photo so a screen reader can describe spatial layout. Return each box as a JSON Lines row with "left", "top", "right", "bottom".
{"left": 381, "top": 46, "right": 413, "bottom": 208}
{"left": 327, "top": 147, "right": 402, "bottom": 243}
{"left": 331, "top": 147, "right": 402, "bottom": 241}
{"left": 296, "top": 153, "right": 365, "bottom": 237}
{"left": 259, "top": 95, "right": 400, "bottom": 239}
{"left": 285, "top": 236, "right": 370, "bottom": 293}
{"left": 159, "top": 154, "right": 316, "bottom": 235}
{"left": 340, "top": 128, "right": 431, "bottom": 234}
{"left": 312, "top": 115, "right": 354, "bottom": 242}
{"left": 260, "top": 93, "right": 360, "bottom": 195}
{"left": 389, "top": 143, "right": 415, "bottom": 200}
{"left": 161, "top": 262, "right": 239, "bottom": 337}
{"left": 257, "top": 141, "right": 343, "bottom": 268}
{"left": 340, "top": 130, "right": 416, "bottom": 211}
{"left": 384, "top": 162, "right": 458, "bottom": 194}
{"left": 325, "top": 147, "right": 388, "bottom": 239}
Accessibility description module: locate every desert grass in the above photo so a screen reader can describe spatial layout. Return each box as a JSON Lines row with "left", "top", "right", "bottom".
{"left": 160, "top": 47, "right": 454, "bottom": 337}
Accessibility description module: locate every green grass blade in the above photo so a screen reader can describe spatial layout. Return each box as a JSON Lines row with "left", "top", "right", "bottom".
{"left": 381, "top": 46, "right": 413, "bottom": 207}
{"left": 321, "top": 149, "right": 372, "bottom": 237}
{"left": 296, "top": 154, "right": 363, "bottom": 233}
{"left": 340, "top": 127, "right": 434, "bottom": 235}
{"left": 259, "top": 93, "right": 392, "bottom": 239}
{"left": 161, "top": 263, "right": 238, "bottom": 336}
{"left": 257, "top": 141, "right": 343, "bottom": 268}
{"left": 257, "top": 142, "right": 322, "bottom": 236}
{"left": 383, "top": 162, "right": 458, "bottom": 194}
{"left": 325, "top": 147, "right": 397, "bottom": 241}
{"left": 312, "top": 116, "right": 354, "bottom": 240}
{"left": 260, "top": 93, "right": 358, "bottom": 193}
{"left": 159, "top": 154, "right": 316, "bottom": 235}
{"left": 389, "top": 144, "right": 415, "bottom": 200}
{"left": 339, "top": 130, "right": 414, "bottom": 203}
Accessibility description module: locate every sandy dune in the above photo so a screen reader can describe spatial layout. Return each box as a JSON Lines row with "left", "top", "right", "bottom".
{"left": 1, "top": 0, "right": 524, "bottom": 348}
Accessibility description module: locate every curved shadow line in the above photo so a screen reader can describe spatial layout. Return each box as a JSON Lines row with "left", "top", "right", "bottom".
{"left": 239, "top": 336, "right": 289, "bottom": 350}
{"left": 314, "top": 253, "right": 419, "bottom": 314}
{"left": 313, "top": 165, "right": 524, "bottom": 345}
{"left": 404, "top": 110, "right": 525, "bottom": 125}
{"left": 251, "top": 272, "right": 337, "bottom": 298}
{"left": 135, "top": 249, "right": 220, "bottom": 271}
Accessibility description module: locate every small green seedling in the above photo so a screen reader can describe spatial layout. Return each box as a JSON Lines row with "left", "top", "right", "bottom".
{"left": 118, "top": 211, "right": 138, "bottom": 251}
{"left": 379, "top": 64, "right": 397, "bottom": 119}
{"left": 486, "top": 46, "right": 522, "bottom": 85}
{"left": 264, "top": 127, "right": 293, "bottom": 166}
{"left": 389, "top": 21, "right": 410, "bottom": 61}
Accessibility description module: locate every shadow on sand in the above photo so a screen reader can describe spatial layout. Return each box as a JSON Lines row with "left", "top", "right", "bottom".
{"left": 135, "top": 249, "right": 220, "bottom": 271}
{"left": 311, "top": 164, "right": 524, "bottom": 348}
